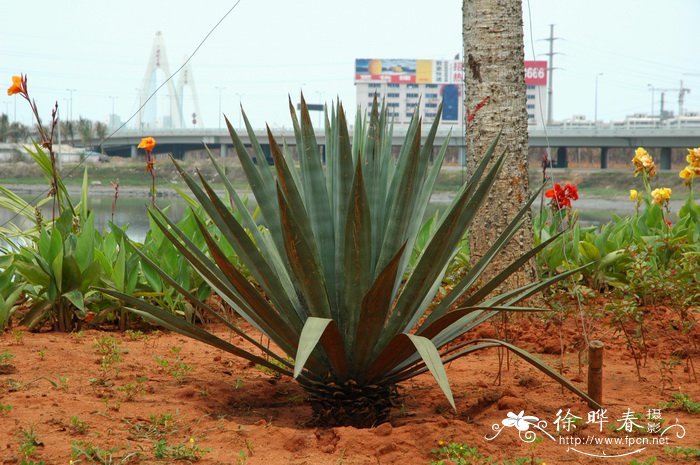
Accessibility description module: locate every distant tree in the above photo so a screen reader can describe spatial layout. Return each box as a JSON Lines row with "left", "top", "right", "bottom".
{"left": 0, "top": 114, "right": 8, "bottom": 142}
{"left": 61, "top": 120, "right": 76, "bottom": 146}
{"left": 94, "top": 122, "right": 108, "bottom": 154}
{"left": 77, "top": 118, "right": 93, "bottom": 146}
{"left": 8, "top": 122, "right": 29, "bottom": 143}
{"left": 94, "top": 121, "right": 107, "bottom": 141}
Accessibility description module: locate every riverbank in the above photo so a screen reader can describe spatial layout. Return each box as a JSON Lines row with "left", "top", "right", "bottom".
{"left": 1, "top": 161, "right": 694, "bottom": 200}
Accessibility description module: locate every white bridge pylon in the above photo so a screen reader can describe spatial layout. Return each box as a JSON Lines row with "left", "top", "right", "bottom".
{"left": 137, "top": 31, "right": 203, "bottom": 129}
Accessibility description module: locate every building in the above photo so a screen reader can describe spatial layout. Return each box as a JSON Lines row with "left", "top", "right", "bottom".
{"left": 354, "top": 58, "right": 547, "bottom": 127}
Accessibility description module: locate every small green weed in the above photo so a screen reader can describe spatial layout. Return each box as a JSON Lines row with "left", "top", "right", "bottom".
{"left": 629, "top": 457, "right": 656, "bottom": 465}
{"left": 12, "top": 329, "right": 24, "bottom": 344}
{"left": 117, "top": 376, "right": 148, "bottom": 401}
{"left": 125, "top": 329, "right": 146, "bottom": 341}
{"left": 660, "top": 391, "right": 700, "bottom": 414}
{"left": 665, "top": 445, "right": 700, "bottom": 458}
{"left": 430, "top": 441, "right": 543, "bottom": 465}
{"left": 18, "top": 425, "right": 42, "bottom": 460}
{"left": 94, "top": 335, "right": 126, "bottom": 380}
{"left": 126, "top": 412, "right": 179, "bottom": 440}
{"left": 69, "top": 416, "right": 89, "bottom": 434}
{"left": 57, "top": 375, "right": 69, "bottom": 392}
{"left": 152, "top": 438, "right": 210, "bottom": 461}
{"left": 0, "top": 403, "right": 12, "bottom": 414}
{"left": 70, "top": 440, "right": 142, "bottom": 464}
{"left": 0, "top": 350, "right": 14, "bottom": 365}
{"left": 154, "top": 347, "right": 192, "bottom": 382}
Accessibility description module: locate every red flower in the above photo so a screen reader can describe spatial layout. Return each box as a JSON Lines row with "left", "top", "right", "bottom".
{"left": 545, "top": 183, "right": 579, "bottom": 210}
{"left": 664, "top": 218, "right": 672, "bottom": 228}
{"left": 564, "top": 183, "right": 578, "bottom": 201}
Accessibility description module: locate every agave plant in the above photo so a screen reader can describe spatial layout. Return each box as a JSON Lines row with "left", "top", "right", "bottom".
{"left": 102, "top": 97, "right": 598, "bottom": 427}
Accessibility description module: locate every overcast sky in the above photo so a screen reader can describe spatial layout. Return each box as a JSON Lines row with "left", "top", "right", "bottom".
{"left": 2, "top": 0, "right": 699, "bottom": 131}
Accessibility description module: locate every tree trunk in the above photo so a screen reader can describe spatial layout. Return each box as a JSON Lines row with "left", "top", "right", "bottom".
{"left": 463, "top": 0, "right": 536, "bottom": 289}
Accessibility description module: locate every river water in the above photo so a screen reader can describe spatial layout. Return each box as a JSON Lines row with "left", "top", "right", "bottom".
{"left": 0, "top": 189, "right": 691, "bottom": 244}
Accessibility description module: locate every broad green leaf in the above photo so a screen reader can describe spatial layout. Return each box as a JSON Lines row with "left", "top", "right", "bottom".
{"left": 113, "top": 238, "right": 126, "bottom": 292}
{"left": 294, "top": 317, "right": 348, "bottom": 380}
{"left": 406, "top": 333, "right": 455, "bottom": 410}
{"left": 578, "top": 241, "right": 601, "bottom": 261}
{"left": 62, "top": 290, "right": 84, "bottom": 312}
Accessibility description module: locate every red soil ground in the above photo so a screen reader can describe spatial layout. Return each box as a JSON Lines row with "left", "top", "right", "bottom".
{"left": 0, "top": 309, "right": 698, "bottom": 465}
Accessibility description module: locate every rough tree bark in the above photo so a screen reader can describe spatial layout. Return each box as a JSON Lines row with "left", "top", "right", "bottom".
{"left": 463, "top": 0, "right": 536, "bottom": 288}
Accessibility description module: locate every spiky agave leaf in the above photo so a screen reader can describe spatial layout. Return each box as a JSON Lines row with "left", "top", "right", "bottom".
{"left": 105, "top": 95, "right": 601, "bottom": 426}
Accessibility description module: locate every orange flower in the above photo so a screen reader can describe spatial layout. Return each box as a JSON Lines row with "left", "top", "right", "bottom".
{"left": 7, "top": 75, "right": 25, "bottom": 96}
{"left": 137, "top": 136, "right": 156, "bottom": 152}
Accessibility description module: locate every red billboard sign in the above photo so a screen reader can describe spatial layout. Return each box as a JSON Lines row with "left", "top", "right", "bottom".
{"left": 524, "top": 60, "right": 547, "bottom": 85}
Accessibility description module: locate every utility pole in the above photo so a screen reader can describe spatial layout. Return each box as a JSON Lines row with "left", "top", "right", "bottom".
{"left": 660, "top": 92, "right": 666, "bottom": 121}
{"left": 678, "top": 80, "right": 690, "bottom": 123}
{"left": 541, "top": 24, "right": 561, "bottom": 125}
{"left": 651, "top": 84, "right": 685, "bottom": 123}
{"left": 594, "top": 73, "right": 603, "bottom": 126}
{"left": 647, "top": 84, "right": 655, "bottom": 122}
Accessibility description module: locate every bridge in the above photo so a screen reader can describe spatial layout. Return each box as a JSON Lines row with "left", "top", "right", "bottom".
{"left": 90, "top": 126, "right": 700, "bottom": 170}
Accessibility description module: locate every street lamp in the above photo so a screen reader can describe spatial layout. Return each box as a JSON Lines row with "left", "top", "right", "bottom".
{"left": 109, "top": 96, "right": 117, "bottom": 116}
{"left": 647, "top": 84, "right": 655, "bottom": 122}
{"left": 136, "top": 88, "right": 144, "bottom": 130}
{"left": 215, "top": 86, "right": 224, "bottom": 129}
{"left": 66, "top": 88, "right": 76, "bottom": 121}
{"left": 108, "top": 96, "right": 117, "bottom": 129}
{"left": 594, "top": 73, "right": 603, "bottom": 127}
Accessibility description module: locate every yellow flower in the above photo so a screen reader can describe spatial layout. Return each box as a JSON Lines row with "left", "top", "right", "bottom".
{"left": 651, "top": 187, "right": 672, "bottom": 205}
{"left": 629, "top": 189, "right": 638, "bottom": 201}
{"left": 190, "top": 437, "right": 195, "bottom": 444}
{"left": 137, "top": 136, "right": 156, "bottom": 152}
{"left": 679, "top": 164, "right": 700, "bottom": 184}
{"left": 679, "top": 167, "right": 693, "bottom": 180}
{"left": 632, "top": 147, "right": 656, "bottom": 177}
{"left": 7, "top": 75, "right": 25, "bottom": 96}
{"left": 687, "top": 148, "right": 700, "bottom": 165}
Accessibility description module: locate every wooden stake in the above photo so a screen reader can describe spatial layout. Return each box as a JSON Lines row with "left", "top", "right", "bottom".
{"left": 588, "top": 340, "right": 604, "bottom": 408}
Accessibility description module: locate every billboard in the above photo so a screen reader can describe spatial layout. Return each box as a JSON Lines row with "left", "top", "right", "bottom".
{"left": 355, "top": 59, "right": 419, "bottom": 83}
{"left": 524, "top": 60, "right": 547, "bottom": 85}
{"left": 355, "top": 58, "right": 463, "bottom": 84}
{"left": 356, "top": 58, "right": 547, "bottom": 85}
{"left": 431, "top": 60, "right": 463, "bottom": 84}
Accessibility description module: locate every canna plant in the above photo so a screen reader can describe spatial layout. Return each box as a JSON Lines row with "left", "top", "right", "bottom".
{"left": 102, "top": 96, "right": 599, "bottom": 427}
{"left": 0, "top": 256, "right": 23, "bottom": 331}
